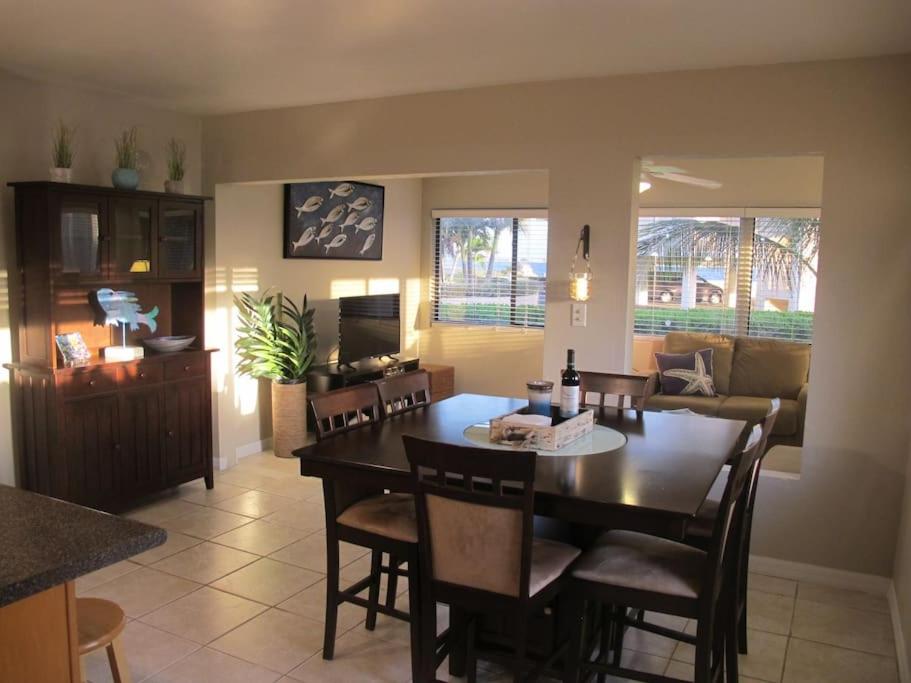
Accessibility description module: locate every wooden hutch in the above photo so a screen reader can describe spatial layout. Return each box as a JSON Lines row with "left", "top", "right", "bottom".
{"left": 5, "top": 181, "right": 215, "bottom": 511}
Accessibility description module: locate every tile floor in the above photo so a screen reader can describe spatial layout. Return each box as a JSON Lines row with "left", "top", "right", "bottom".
{"left": 78, "top": 451, "right": 900, "bottom": 682}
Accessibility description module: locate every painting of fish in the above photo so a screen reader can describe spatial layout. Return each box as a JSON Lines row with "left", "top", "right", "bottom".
{"left": 284, "top": 181, "right": 384, "bottom": 260}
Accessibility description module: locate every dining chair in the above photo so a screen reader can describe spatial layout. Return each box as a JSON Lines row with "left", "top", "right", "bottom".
{"left": 578, "top": 371, "right": 657, "bottom": 417}
{"left": 403, "top": 435, "right": 581, "bottom": 683}
{"left": 563, "top": 423, "right": 764, "bottom": 683}
{"left": 309, "top": 384, "right": 420, "bottom": 672}
{"left": 376, "top": 369, "right": 432, "bottom": 417}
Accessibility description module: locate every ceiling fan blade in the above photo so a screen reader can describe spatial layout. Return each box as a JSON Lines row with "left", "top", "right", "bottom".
{"left": 650, "top": 172, "right": 722, "bottom": 189}
{"left": 642, "top": 164, "right": 687, "bottom": 174}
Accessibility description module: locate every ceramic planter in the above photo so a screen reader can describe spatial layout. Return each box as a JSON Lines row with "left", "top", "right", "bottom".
{"left": 271, "top": 380, "right": 308, "bottom": 458}
{"left": 111, "top": 167, "right": 139, "bottom": 190}
{"left": 164, "top": 179, "right": 184, "bottom": 194}
{"left": 50, "top": 167, "right": 72, "bottom": 183}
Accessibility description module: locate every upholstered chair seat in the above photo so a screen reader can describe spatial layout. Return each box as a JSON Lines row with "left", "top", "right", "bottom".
{"left": 572, "top": 530, "right": 707, "bottom": 600}
{"left": 336, "top": 492, "right": 418, "bottom": 543}
{"left": 529, "top": 538, "right": 582, "bottom": 596}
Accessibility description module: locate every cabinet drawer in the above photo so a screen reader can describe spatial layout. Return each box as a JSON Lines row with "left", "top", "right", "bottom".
{"left": 119, "top": 361, "right": 163, "bottom": 388}
{"left": 164, "top": 355, "right": 207, "bottom": 381}
{"left": 60, "top": 367, "right": 118, "bottom": 398}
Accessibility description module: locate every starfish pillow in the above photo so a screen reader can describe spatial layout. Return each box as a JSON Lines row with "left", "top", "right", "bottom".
{"left": 656, "top": 348, "right": 716, "bottom": 397}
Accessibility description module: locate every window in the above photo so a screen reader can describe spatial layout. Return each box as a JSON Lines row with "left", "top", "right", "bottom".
{"left": 432, "top": 210, "right": 548, "bottom": 328}
{"left": 634, "top": 210, "right": 819, "bottom": 342}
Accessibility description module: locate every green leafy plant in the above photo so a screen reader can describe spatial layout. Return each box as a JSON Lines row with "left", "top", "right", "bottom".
{"left": 52, "top": 121, "right": 75, "bottom": 168}
{"left": 166, "top": 137, "right": 186, "bottom": 181}
{"left": 234, "top": 289, "right": 317, "bottom": 383}
{"left": 114, "top": 126, "right": 140, "bottom": 169}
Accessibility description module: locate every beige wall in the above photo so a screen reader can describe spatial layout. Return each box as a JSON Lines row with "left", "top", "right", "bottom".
{"left": 202, "top": 55, "right": 911, "bottom": 576}
{"left": 210, "top": 178, "right": 423, "bottom": 465}
{"left": 419, "top": 172, "right": 548, "bottom": 396}
{"left": 0, "top": 69, "right": 202, "bottom": 486}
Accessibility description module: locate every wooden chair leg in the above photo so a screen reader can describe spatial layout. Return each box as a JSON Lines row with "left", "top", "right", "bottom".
{"left": 597, "top": 603, "right": 610, "bottom": 683}
{"left": 563, "top": 593, "right": 585, "bottom": 683}
{"left": 406, "top": 555, "right": 423, "bottom": 683}
{"left": 513, "top": 615, "right": 528, "bottom": 683}
{"left": 365, "top": 550, "right": 382, "bottom": 631}
{"left": 420, "top": 582, "right": 439, "bottom": 683}
{"left": 694, "top": 620, "right": 711, "bottom": 683}
{"left": 449, "top": 607, "right": 468, "bottom": 677}
{"left": 386, "top": 554, "right": 400, "bottom": 611}
{"left": 466, "top": 616, "right": 478, "bottom": 683}
{"left": 738, "top": 592, "right": 748, "bottom": 655}
{"left": 106, "top": 636, "right": 132, "bottom": 683}
{"left": 610, "top": 605, "right": 624, "bottom": 668}
{"left": 323, "top": 532, "right": 341, "bottom": 659}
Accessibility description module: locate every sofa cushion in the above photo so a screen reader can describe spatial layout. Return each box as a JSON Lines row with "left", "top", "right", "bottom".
{"left": 729, "top": 337, "right": 810, "bottom": 399}
{"left": 663, "top": 332, "right": 734, "bottom": 395}
{"left": 655, "top": 348, "right": 716, "bottom": 396}
{"left": 717, "top": 396, "right": 798, "bottom": 436}
{"left": 645, "top": 393, "right": 726, "bottom": 416}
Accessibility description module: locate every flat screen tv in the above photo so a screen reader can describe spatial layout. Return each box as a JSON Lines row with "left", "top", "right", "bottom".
{"left": 338, "top": 293, "right": 400, "bottom": 364}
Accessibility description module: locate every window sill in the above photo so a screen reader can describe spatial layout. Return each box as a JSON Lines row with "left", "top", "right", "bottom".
{"left": 429, "top": 321, "right": 545, "bottom": 334}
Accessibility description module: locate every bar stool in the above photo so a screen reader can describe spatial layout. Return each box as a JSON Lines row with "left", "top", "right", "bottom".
{"left": 77, "top": 597, "right": 131, "bottom": 683}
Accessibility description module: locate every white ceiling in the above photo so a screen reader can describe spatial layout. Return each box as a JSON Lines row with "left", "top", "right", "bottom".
{"left": 1, "top": 0, "right": 909, "bottom": 115}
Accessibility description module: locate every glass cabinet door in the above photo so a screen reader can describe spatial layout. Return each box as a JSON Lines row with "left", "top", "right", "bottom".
{"left": 111, "top": 198, "right": 156, "bottom": 277}
{"left": 60, "top": 196, "right": 106, "bottom": 277}
{"left": 159, "top": 202, "right": 200, "bottom": 278}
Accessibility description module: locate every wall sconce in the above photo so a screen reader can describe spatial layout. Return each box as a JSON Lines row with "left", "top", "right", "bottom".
{"left": 569, "top": 224, "right": 591, "bottom": 302}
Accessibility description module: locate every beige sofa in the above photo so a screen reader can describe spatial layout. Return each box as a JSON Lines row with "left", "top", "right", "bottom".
{"left": 644, "top": 331, "right": 810, "bottom": 448}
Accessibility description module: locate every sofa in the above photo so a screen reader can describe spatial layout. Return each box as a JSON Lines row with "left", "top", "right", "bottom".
{"left": 644, "top": 331, "right": 810, "bottom": 448}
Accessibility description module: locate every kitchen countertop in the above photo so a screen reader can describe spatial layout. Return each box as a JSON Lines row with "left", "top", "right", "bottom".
{"left": 0, "top": 484, "right": 166, "bottom": 608}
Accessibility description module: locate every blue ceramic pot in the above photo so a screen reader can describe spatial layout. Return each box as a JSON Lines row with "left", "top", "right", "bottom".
{"left": 112, "top": 168, "right": 139, "bottom": 190}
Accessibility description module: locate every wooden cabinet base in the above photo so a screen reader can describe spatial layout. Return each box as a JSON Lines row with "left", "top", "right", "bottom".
{"left": 0, "top": 582, "right": 81, "bottom": 683}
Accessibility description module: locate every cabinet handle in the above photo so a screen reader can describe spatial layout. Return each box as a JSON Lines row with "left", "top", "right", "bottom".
{"left": 139, "top": 372, "right": 146, "bottom": 379}
{"left": 89, "top": 380, "right": 96, "bottom": 387}
{"left": 114, "top": 444, "right": 121, "bottom": 451}
{"left": 168, "top": 431, "right": 175, "bottom": 438}
{"left": 184, "top": 365, "right": 190, "bottom": 372}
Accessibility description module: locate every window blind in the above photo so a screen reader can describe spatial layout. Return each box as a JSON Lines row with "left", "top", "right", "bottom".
{"left": 431, "top": 211, "right": 548, "bottom": 328}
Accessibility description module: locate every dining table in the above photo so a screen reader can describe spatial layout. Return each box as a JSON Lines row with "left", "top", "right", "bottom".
{"left": 294, "top": 392, "right": 748, "bottom": 680}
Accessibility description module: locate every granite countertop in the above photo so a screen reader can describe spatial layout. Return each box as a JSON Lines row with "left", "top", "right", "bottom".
{"left": 0, "top": 484, "right": 166, "bottom": 607}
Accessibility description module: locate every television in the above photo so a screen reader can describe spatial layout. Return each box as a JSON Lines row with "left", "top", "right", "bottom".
{"left": 338, "top": 293, "right": 401, "bottom": 364}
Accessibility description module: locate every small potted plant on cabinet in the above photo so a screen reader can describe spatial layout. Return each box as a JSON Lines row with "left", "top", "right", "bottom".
{"left": 112, "top": 126, "right": 140, "bottom": 190}
{"left": 165, "top": 137, "right": 186, "bottom": 193}
{"left": 50, "top": 121, "right": 75, "bottom": 183}
{"left": 234, "top": 290, "right": 317, "bottom": 458}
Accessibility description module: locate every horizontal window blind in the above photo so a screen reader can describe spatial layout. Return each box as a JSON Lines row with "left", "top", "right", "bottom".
{"left": 432, "top": 212, "right": 548, "bottom": 328}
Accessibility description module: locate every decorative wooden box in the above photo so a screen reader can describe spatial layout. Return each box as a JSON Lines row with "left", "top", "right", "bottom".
{"left": 489, "top": 406, "right": 594, "bottom": 451}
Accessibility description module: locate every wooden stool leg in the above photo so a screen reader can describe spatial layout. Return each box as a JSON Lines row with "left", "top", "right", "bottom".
{"left": 106, "top": 636, "right": 132, "bottom": 683}
{"left": 365, "top": 550, "right": 382, "bottom": 631}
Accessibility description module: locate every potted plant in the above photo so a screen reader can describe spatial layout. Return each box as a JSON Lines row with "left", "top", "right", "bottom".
{"left": 112, "top": 126, "right": 140, "bottom": 190}
{"left": 50, "top": 121, "right": 75, "bottom": 183}
{"left": 234, "top": 289, "right": 317, "bottom": 458}
{"left": 165, "top": 137, "right": 186, "bottom": 193}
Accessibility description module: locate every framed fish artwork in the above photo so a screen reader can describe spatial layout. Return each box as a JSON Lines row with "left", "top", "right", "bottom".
{"left": 283, "top": 181, "right": 384, "bottom": 260}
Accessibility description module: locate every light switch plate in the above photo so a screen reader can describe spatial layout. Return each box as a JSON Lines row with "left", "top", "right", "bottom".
{"left": 571, "top": 302, "right": 587, "bottom": 327}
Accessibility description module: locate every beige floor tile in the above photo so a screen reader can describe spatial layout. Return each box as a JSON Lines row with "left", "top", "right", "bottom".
{"left": 738, "top": 630, "right": 788, "bottom": 682}
{"left": 269, "top": 532, "right": 369, "bottom": 573}
{"left": 124, "top": 498, "right": 204, "bottom": 525}
{"left": 214, "top": 489, "right": 298, "bottom": 518}
{"left": 162, "top": 507, "right": 254, "bottom": 539}
{"left": 261, "top": 500, "right": 326, "bottom": 532}
{"left": 367, "top": 595, "right": 446, "bottom": 645}
{"left": 286, "top": 628, "right": 414, "bottom": 682}
{"left": 254, "top": 475, "right": 324, "bottom": 501}
{"left": 80, "top": 620, "right": 200, "bottom": 683}
{"left": 146, "top": 646, "right": 282, "bottom": 683}
{"left": 797, "top": 581, "right": 890, "bottom": 614}
{"left": 600, "top": 649, "right": 668, "bottom": 681}
{"left": 277, "top": 579, "right": 368, "bottom": 633}
{"left": 75, "top": 559, "right": 141, "bottom": 592}
{"left": 666, "top": 658, "right": 766, "bottom": 683}
{"left": 177, "top": 481, "right": 250, "bottom": 506}
{"left": 213, "top": 519, "right": 310, "bottom": 556}
{"left": 210, "top": 608, "right": 324, "bottom": 674}
{"left": 151, "top": 542, "right": 259, "bottom": 584}
{"left": 131, "top": 532, "right": 203, "bottom": 566}
{"left": 83, "top": 567, "right": 200, "bottom": 618}
{"left": 141, "top": 586, "right": 268, "bottom": 644}
{"left": 338, "top": 552, "right": 411, "bottom": 598}
{"left": 212, "top": 558, "right": 323, "bottom": 605}
{"left": 747, "top": 589, "right": 795, "bottom": 635}
{"left": 621, "top": 626, "right": 679, "bottom": 659}
{"left": 750, "top": 573, "right": 798, "bottom": 598}
{"left": 791, "top": 599, "right": 895, "bottom": 657}
{"left": 217, "top": 469, "right": 286, "bottom": 491}
{"left": 783, "top": 637, "right": 899, "bottom": 682}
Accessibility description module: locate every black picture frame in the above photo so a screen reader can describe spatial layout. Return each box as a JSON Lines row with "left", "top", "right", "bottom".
{"left": 283, "top": 181, "right": 385, "bottom": 260}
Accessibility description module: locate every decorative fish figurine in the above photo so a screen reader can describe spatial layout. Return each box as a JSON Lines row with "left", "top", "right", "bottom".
{"left": 316, "top": 224, "right": 335, "bottom": 243}
{"left": 295, "top": 196, "right": 323, "bottom": 216}
{"left": 355, "top": 216, "right": 377, "bottom": 233}
{"left": 324, "top": 233, "right": 348, "bottom": 254}
{"left": 320, "top": 204, "right": 346, "bottom": 225}
{"left": 90, "top": 288, "right": 159, "bottom": 333}
{"left": 291, "top": 226, "right": 316, "bottom": 250}
{"left": 340, "top": 211, "right": 360, "bottom": 229}
{"left": 328, "top": 182, "right": 355, "bottom": 198}
{"left": 347, "top": 197, "right": 372, "bottom": 212}
{"left": 359, "top": 233, "right": 376, "bottom": 255}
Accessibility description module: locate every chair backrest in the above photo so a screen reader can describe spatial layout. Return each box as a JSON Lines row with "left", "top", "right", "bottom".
{"left": 578, "top": 371, "right": 656, "bottom": 415}
{"left": 376, "top": 370, "right": 431, "bottom": 417}
{"left": 746, "top": 398, "right": 780, "bottom": 513}
{"left": 309, "top": 383, "right": 384, "bottom": 440}
{"left": 403, "top": 435, "right": 536, "bottom": 599}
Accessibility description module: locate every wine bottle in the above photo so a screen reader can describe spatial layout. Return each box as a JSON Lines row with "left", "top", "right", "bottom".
{"left": 560, "top": 349, "right": 580, "bottom": 418}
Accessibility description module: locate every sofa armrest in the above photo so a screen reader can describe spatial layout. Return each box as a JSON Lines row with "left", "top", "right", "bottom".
{"left": 644, "top": 371, "right": 660, "bottom": 400}
{"left": 796, "top": 382, "right": 809, "bottom": 443}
